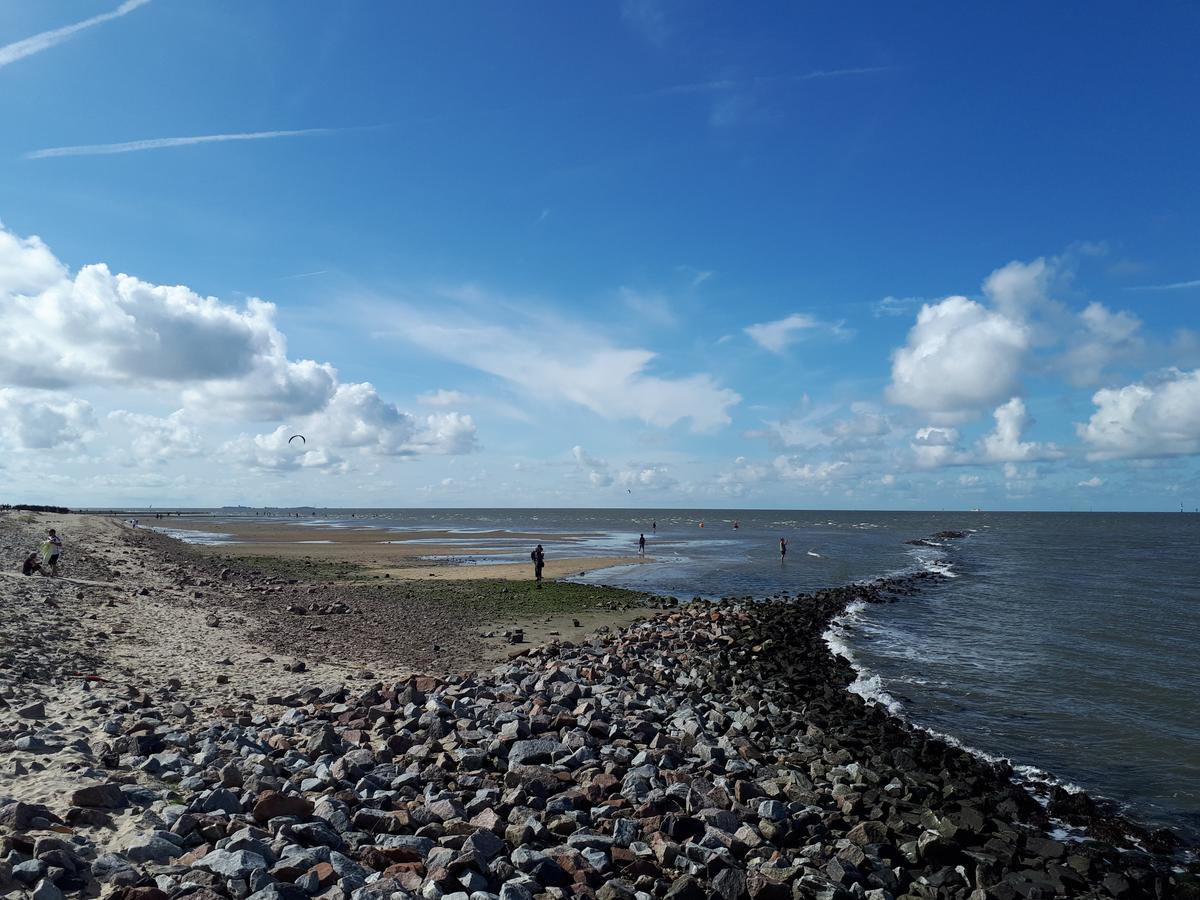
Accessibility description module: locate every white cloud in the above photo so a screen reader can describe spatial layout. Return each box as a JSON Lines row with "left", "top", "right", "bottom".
{"left": 744, "top": 313, "right": 850, "bottom": 354}
{"left": 182, "top": 355, "right": 337, "bottom": 421}
{"left": 977, "top": 398, "right": 1062, "bottom": 463}
{"left": 911, "top": 426, "right": 963, "bottom": 468}
{"left": 222, "top": 427, "right": 343, "bottom": 473}
{"left": 0, "top": 389, "right": 95, "bottom": 450}
{"left": 410, "top": 412, "right": 478, "bottom": 455}
{"left": 228, "top": 383, "right": 477, "bottom": 470}
{"left": 107, "top": 410, "right": 201, "bottom": 463}
{"left": 761, "top": 401, "right": 893, "bottom": 451}
{"left": 1060, "top": 302, "right": 1144, "bottom": 387}
{"left": 617, "top": 465, "right": 676, "bottom": 491}
{"left": 913, "top": 426, "right": 958, "bottom": 446}
{"left": 874, "top": 296, "right": 922, "bottom": 317}
{"left": 1079, "top": 476, "right": 1103, "bottom": 488}
{"left": 981, "top": 257, "right": 1053, "bottom": 320}
{"left": 773, "top": 457, "right": 850, "bottom": 482}
{"left": 887, "top": 296, "right": 1029, "bottom": 421}
{"left": 381, "top": 294, "right": 740, "bottom": 432}
{"left": 0, "top": 222, "right": 478, "bottom": 482}
{"left": 0, "top": 224, "right": 338, "bottom": 419}
{"left": 0, "top": 0, "right": 151, "bottom": 69}
{"left": 1077, "top": 368, "right": 1200, "bottom": 460}
{"left": 27, "top": 129, "right": 333, "bottom": 160}
{"left": 572, "top": 445, "right": 613, "bottom": 487}
{"left": 417, "top": 389, "right": 470, "bottom": 407}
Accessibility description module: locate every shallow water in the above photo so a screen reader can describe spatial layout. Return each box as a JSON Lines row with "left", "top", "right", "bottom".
{"left": 153, "top": 507, "right": 1200, "bottom": 838}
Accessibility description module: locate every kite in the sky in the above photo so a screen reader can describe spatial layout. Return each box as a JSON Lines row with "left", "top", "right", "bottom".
{"left": 288, "top": 434, "right": 306, "bottom": 445}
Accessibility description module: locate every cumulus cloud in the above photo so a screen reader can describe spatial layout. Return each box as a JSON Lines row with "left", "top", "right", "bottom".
{"left": 223, "top": 427, "right": 343, "bottom": 473}
{"left": 744, "top": 313, "right": 850, "bottom": 354}
{"left": 572, "top": 445, "right": 613, "bottom": 487}
{"left": 887, "top": 296, "right": 1029, "bottom": 421}
{"left": 410, "top": 412, "right": 477, "bottom": 455}
{"left": 107, "top": 410, "right": 202, "bottom": 463}
{"left": 977, "top": 398, "right": 1062, "bottom": 463}
{"left": 1077, "top": 368, "right": 1200, "bottom": 460}
{"left": 381, "top": 293, "right": 740, "bottom": 432}
{"left": 0, "top": 389, "right": 95, "bottom": 450}
{"left": 1060, "top": 302, "right": 1144, "bottom": 387}
{"left": 1079, "top": 476, "right": 1103, "bottom": 488}
{"left": 981, "top": 257, "right": 1053, "bottom": 320}
{"left": 0, "top": 222, "right": 475, "bottom": 470}
{"left": 910, "top": 426, "right": 963, "bottom": 468}
{"left": 0, "top": 223, "right": 337, "bottom": 417}
{"left": 772, "top": 457, "right": 850, "bottom": 482}
{"left": 617, "top": 465, "right": 676, "bottom": 491}
{"left": 227, "top": 383, "right": 478, "bottom": 471}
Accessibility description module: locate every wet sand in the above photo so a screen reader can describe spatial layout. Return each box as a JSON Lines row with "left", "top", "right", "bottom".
{"left": 161, "top": 515, "right": 647, "bottom": 581}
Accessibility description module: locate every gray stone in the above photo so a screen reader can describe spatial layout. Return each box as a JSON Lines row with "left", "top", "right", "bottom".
{"left": 756, "top": 799, "right": 788, "bottom": 821}
{"left": 32, "top": 880, "right": 64, "bottom": 900}
{"left": 507, "top": 739, "right": 564, "bottom": 767}
{"left": 13, "top": 860, "right": 46, "bottom": 884}
{"left": 122, "top": 833, "right": 181, "bottom": 864}
{"left": 91, "top": 854, "right": 138, "bottom": 884}
{"left": 463, "top": 830, "right": 505, "bottom": 861}
{"left": 196, "top": 849, "right": 270, "bottom": 879}
{"left": 70, "top": 781, "right": 126, "bottom": 809}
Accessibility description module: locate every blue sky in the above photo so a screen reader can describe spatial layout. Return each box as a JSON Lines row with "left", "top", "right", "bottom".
{"left": 0, "top": 1, "right": 1197, "bottom": 510}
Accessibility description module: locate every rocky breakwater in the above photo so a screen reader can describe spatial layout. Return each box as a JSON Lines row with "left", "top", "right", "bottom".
{"left": 3, "top": 574, "right": 1196, "bottom": 900}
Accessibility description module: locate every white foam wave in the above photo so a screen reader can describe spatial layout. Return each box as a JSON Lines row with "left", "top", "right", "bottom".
{"left": 922, "top": 559, "right": 959, "bottom": 577}
{"left": 823, "top": 601, "right": 905, "bottom": 715}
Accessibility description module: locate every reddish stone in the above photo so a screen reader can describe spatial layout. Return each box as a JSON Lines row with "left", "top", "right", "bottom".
{"left": 308, "top": 862, "right": 337, "bottom": 887}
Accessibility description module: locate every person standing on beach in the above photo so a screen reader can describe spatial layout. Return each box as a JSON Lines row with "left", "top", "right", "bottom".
{"left": 638, "top": 533, "right": 646, "bottom": 556}
{"left": 779, "top": 537, "right": 787, "bottom": 560}
{"left": 531, "top": 544, "right": 545, "bottom": 588}
{"left": 44, "top": 528, "right": 62, "bottom": 576}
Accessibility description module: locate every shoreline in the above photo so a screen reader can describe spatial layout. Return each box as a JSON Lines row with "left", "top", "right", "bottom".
{"left": 1, "top": 512, "right": 1195, "bottom": 900}
{"left": 141, "top": 516, "right": 650, "bottom": 584}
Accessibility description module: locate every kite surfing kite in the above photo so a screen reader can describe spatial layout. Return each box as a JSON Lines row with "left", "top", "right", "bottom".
{"left": 288, "top": 434, "right": 306, "bottom": 445}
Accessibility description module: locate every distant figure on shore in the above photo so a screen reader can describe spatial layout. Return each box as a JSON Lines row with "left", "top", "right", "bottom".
{"left": 638, "top": 533, "right": 646, "bottom": 556}
{"left": 779, "top": 537, "right": 787, "bottom": 560}
{"left": 531, "top": 544, "right": 545, "bottom": 588}
{"left": 652, "top": 520, "right": 656, "bottom": 531}
{"left": 21, "top": 552, "right": 43, "bottom": 576}
{"left": 44, "top": 528, "right": 62, "bottom": 576}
